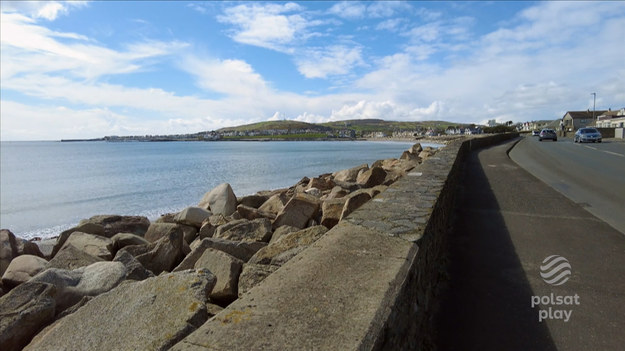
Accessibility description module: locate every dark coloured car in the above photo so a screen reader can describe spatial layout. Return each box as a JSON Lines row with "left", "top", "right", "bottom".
{"left": 574, "top": 128, "right": 602, "bottom": 143}
{"left": 532, "top": 130, "right": 540, "bottom": 136}
{"left": 539, "top": 129, "right": 557, "bottom": 141}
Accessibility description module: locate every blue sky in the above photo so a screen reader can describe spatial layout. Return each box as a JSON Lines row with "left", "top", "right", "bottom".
{"left": 1, "top": 1, "right": 624, "bottom": 140}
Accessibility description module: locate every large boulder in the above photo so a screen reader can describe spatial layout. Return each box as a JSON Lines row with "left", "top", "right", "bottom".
{"left": 30, "top": 261, "right": 126, "bottom": 313}
{"left": 409, "top": 143, "right": 423, "bottom": 154}
{"left": 113, "top": 250, "right": 154, "bottom": 281}
{"left": 269, "top": 225, "right": 300, "bottom": 244}
{"left": 273, "top": 193, "right": 320, "bottom": 230}
{"left": 332, "top": 163, "right": 368, "bottom": 183}
{"left": 0, "top": 229, "right": 18, "bottom": 277}
{"left": 1, "top": 255, "right": 48, "bottom": 289}
{"left": 15, "top": 238, "right": 44, "bottom": 258}
{"left": 34, "top": 239, "right": 56, "bottom": 260}
{"left": 306, "top": 175, "right": 335, "bottom": 191}
{"left": 321, "top": 198, "right": 348, "bottom": 229}
{"left": 174, "top": 207, "right": 212, "bottom": 228}
{"left": 340, "top": 190, "right": 372, "bottom": 220}
{"left": 249, "top": 225, "right": 328, "bottom": 266}
{"left": 236, "top": 204, "right": 276, "bottom": 221}
{"left": 60, "top": 232, "right": 113, "bottom": 261}
{"left": 198, "top": 183, "right": 237, "bottom": 216}
{"left": 110, "top": 233, "right": 150, "bottom": 255}
{"left": 174, "top": 238, "right": 266, "bottom": 271}
{"left": 237, "top": 194, "right": 269, "bottom": 209}
{"left": 325, "top": 186, "right": 349, "bottom": 200}
{"left": 144, "top": 223, "right": 183, "bottom": 243}
{"left": 50, "top": 223, "right": 106, "bottom": 259}
{"left": 0, "top": 282, "right": 57, "bottom": 351}
{"left": 257, "top": 193, "right": 289, "bottom": 215}
{"left": 24, "top": 270, "right": 217, "bottom": 351}
{"left": 238, "top": 263, "right": 279, "bottom": 297}
{"left": 46, "top": 244, "right": 103, "bottom": 270}
{"left": 356, "top": 166, "right": 387, "bottom": 188}
{"left": 213, "top": 218, "right": 273, "bottom": 243}
{"left": 193, "top": 249, "right": 243, "bottom": 302}
{"left": 135, "top": 229, "right": 186, "bottom": 275}
{"left": 79, "top": 215, "right": 150, "bottom": 238}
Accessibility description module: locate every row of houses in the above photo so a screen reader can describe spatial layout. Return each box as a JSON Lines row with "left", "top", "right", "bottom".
{"left": 562, "top": 108, "right": 625, "bottom": 131}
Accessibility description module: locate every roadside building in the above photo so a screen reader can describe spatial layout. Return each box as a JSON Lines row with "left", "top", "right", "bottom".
{"left": 596, "top": 108, "right": 625, "bottom": 128}
{"left": 562, "top": 110, "right": 607, "bottom": 131}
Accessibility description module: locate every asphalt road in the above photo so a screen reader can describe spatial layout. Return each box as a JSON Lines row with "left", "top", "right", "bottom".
{"left": 434, "top": 138, "right": 625, "bottom": 351}
{"left": 509, "top": 135, "right": 625, "bottom": 235}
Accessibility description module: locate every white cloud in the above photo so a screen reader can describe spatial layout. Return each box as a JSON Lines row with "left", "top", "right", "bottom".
{"left": 295, "top": 45, "right": 365, "bottom": 79}
{"left": 0, "top": 12, "right": 187, "bottom": 80}
{"left": 218, "top": 2, "right": 313, "bottom": 52}
{"left": 328, "top": 2, "right": 367, "bottom": 19}
{"left": 328, "top": 2, "right": 409, "bottom": 20}
{"left": 181, "top": 56, "right": 271, "bottom": 97}
{"left": 0, "top": 1, "right": 87, "bottom": 21}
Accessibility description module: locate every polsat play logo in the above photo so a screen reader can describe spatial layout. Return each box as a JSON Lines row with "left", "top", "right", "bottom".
{"left": 539, "top": 255, "right": 571, "bottom": 286}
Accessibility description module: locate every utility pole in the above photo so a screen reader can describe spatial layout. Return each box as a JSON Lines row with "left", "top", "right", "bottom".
{"left": 591, "top": 92, "right": 596, "bottom": 121}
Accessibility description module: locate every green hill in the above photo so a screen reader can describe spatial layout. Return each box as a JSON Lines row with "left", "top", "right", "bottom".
{"left": 217, "top": 120, "right": 332, "bottom": 133}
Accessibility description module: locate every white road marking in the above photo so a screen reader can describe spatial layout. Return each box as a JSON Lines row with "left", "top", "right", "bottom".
{"left": 604, "top": 150, "right": 625, "bottom": 158}
{"left": 584, "top": 145, "right": 598, "bottom": 150}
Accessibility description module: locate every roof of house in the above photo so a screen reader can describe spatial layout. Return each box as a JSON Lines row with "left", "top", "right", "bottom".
{"left": 563, "top": 110, "right": 608, "bottom": 119}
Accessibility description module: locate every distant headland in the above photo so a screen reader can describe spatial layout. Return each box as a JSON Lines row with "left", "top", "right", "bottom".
{"left": 61, "top": 119, "right": 481, "bottom": 142}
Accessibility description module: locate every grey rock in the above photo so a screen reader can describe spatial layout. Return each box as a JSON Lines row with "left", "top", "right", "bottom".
{"left": 356, "top": 166, "right": 387, "bottom": 188}
{"left": 321, "top": 198, "right": 348, "bottom": 229}
{"left": 306, "top": 175, "right": 335, "bottom": 191}
{"left": 46, "top": 244, "right": 103, "bottom": 270}
{"left": 50, "top": 223, "right": 105, "bottom": 258}
{"left": 198, "top": 183, "right": 237, "bottom": 216}
{"left": 237, "top": 194, "right": 269, "bottom": 209}
{"left": 144, "top": 222, "right": 184, "bottom": 243}
{"left": 24, "top": 270, "right": 217, "bottom": 351}
{"left": 332, "top": 163, "right": 368, "bottom": 183}
{"left": 0, "top": 282, "right": 56, "bottom": 351}
{"left": 35, "top": 239, "right": 56, "bottom": 260}
{"left": 269, "top": 225, "right": 300, "bottom": 244}
{"left": 174, "top": 238, "right": 266, "bottom": 271}
{"left": 181, "top": 224, "right": 198, "bottom": 245}
{"left": 273, "top": 193, "right": 320, "bottom": 230}
{"left": 174, "top": 207, "right": 212, "bottom": 228}
{"left": 78, "top": 215, "right": 150, "bottom": 238}
{"left": 30, "top": 261, "right": 126, "bottom": 313}
{"left": 258, "top": 193, "right": 289, "bottom": 215}
{"left": 214, "top": 218, "right": 273, "bottom": 243}
{"left": 110, "top": 233, "right": 150, "bottom": 255}
{"left": 249, "top": 226, "right": 328, "bottom": 266}
{"left": 16, "top": 238, "right": 44, "bottom": 258}
{"left": 236, "top": 204, "right": 276, "bottom": 221}
{"left": 194, "top": 249, "right": 243, "bottom": 302}
{"left": 60, "top": 232, "right": 113, "bottom": 261}
{"left": 238, "top": 263, "right": 279, "bottom": 297}
{"left": 136, "top": 229, "right": 186, "bottom": 275}
{"left": 0, "top": 229, "right": 18, "bottom": 277}
{"left": 113, "top": 250, "right": 154, "bottom": 281}
{"left": 1, "top": 255, "right": 48, "bottom": 289}
{"left": 326, "top": 186, "right": 349, "bottom": 200}
{"left": 340, "top": 191, "right": 372, "bottom": 220}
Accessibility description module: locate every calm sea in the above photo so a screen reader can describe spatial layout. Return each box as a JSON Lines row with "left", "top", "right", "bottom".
{"left": 1, "top": 140, "right": 438, "bottom": 240}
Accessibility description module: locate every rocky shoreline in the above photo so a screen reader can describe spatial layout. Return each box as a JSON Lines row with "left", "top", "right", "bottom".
{"left": 0, "top": 142, "right": 438, "bottom": 351}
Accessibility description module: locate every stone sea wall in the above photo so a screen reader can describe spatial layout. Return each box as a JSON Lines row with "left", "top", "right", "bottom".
{"left": 0, "top": 133, "right": 518, "bottom": 350}
{"left": 0, "top": 141, "right": 440, "bottom": 350}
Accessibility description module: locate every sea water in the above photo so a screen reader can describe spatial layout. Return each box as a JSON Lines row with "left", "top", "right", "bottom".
{"left": 0, "top": 140, "right": 436, "bottom": 239}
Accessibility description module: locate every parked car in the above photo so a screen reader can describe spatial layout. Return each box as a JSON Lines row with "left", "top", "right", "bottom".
{"left": 574, "top": 128, "right": 602, "bottom": 143}
{"left": 539, "top": 129, "right": 557, "bottom": 141}
{"left": 532, "top": 130, "right": 540, "bottom": 136}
